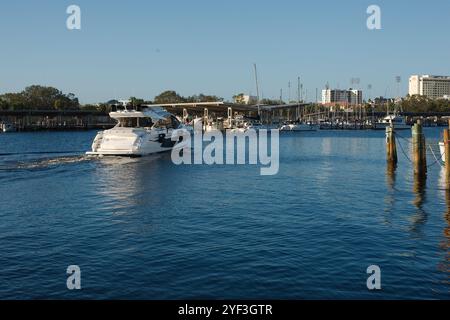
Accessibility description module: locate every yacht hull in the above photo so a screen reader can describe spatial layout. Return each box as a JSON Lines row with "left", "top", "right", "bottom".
{"left": 86, "top": 127, "right": 179, "bottom": 157}
{"left": 372, "top": 123, "right": 411, "bottom": 130}
{"left": 280, "top": 124, "right": 318, "bottom": 132}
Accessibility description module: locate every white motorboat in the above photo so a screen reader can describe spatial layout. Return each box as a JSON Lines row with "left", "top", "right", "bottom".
{"left": 86, "top": 106, "right": 185, "bottom": 156}
{"left": 280, "top": 122, "right": 318, "bottom": 132}
{"left": 1, "top": 122, "right": 16, "bottom": 133}
{"left": 373, "top": 114, "right": 410, "bottom": 130}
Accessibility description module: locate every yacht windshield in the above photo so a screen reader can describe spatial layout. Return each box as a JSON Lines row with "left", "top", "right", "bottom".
{"left": 152, "top": 116, "right": 180, "bottom": 129}
{"left": 116, "top": 117, "right": 154, "bottom": 128}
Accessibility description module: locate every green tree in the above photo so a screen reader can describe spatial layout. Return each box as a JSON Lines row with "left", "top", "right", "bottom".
{"left": 0, "top": 85, "right": 80, "bottom": 110}
{"left": 129, "top": 97, "right": 145, "bottom": 107}
{"left": 260, "top": 98, "right": 283, "bottom": 105}
{"left": 154, "top": 91, "right": 186, "bottom": 104}
{"left": 185, "top": 94, "right": 223, "bottom": 103}
{"left": 0, "top": 93, "right": 26, "bottom": 110}
{"left": 400, "top": 95, "right": 450, "bottom": 113}
{"left": 0, "top": 98, "right": 9, "bottom": 110}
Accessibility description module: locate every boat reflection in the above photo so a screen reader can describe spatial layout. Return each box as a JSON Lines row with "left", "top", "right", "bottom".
{"left": 92, "top": 154, "right": 174, "bottom": 211}
{"left": 90, "top": 153, "right": 185, "bottom": 236}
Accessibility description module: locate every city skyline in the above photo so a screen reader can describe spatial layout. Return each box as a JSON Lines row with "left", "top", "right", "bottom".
{"left": 1, "top": 0, "right": 450, "bottom": 103}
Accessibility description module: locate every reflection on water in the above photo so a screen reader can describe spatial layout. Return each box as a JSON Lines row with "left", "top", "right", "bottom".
{"left": 321, "top": 138, "right": 332, "bottom": 156}
{"left": 386, "top": 162, "right": 397, "bottom": 190}
{"left": 94, "top": 155, "right": 168, "bottom": 209}
{"left": 383, "top": 162, "right": 397, "bottom": 225}
{"left": 438, "top": 168, "right": 450, "bottom": 280}
{"left": 410, "top": 173, "right": 428, "bottom": 237}
{"left": 1, "top": 129, "right": 450, "bottom": 299}
{"left": 439, "top": 189, "right": 450, "bottom": 278}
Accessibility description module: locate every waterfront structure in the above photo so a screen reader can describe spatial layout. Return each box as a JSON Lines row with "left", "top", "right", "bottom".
{"left": 409, "top": 75, "right": 450, "bottom": 99}
{"left": 321, "top": 88, "right": 363, "bottom": 106}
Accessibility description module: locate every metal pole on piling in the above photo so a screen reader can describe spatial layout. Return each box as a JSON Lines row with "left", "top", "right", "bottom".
{"left": 412, "top": 119, "right": 427, "bottom": 176}
{"left": 386, "top": 125, "right": 397, "bottom": 164}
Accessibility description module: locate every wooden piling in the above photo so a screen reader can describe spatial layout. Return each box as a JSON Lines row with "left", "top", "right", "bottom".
{"left": 386, "top": 125, "right": 397, "bottom": 164}
{"left": 412, "top": 120, "right": 427, "bottom": 176}
{"left": 444, "top": 120, "right": 450, "bottom": 184}
{"left": 203, "top": 108, "right": 209, "bottom": 131}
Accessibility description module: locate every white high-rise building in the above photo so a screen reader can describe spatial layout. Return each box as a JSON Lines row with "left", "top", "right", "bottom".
{"left": 409, "top": 75, "right": 450, "bottom": 99}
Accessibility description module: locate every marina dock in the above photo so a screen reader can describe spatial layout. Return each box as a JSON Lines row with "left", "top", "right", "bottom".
{"left": 1, "top": 103, "right": 450, "bottom": 132}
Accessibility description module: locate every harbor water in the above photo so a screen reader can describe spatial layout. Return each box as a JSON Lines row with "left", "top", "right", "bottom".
{"left": 0, "top": 129, "right": 449, "bottom": 299}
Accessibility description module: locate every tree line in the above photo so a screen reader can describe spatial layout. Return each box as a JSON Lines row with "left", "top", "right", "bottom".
{"left": 0, "top": 86, "right": 224, "bottom": 112}
{"left": 0, "top": 85, "right": 79, "bottom": 110}
{"left": 399, "top": 95, "right": 450, "bottom": 113}
{"left": 1, "top": 85, "right": 449, "bottom": 113}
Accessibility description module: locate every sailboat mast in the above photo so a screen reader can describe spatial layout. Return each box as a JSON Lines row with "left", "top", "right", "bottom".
{"left": 254, "top": 64, "right": 260, "bottom": 115}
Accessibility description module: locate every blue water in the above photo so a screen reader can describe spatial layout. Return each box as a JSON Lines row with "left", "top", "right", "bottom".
{"left": 0, "top": 129, "right": 449, "bottom": 299}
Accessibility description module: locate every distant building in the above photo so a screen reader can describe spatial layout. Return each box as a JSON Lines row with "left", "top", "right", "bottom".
{"left": 409, "top": 75, "right": 450, "bottom": 99}
{"left": 233, "top": 94, "right": 258, "bottom": 105}
{"left": 349, "top": 89, "right": 363, "bottom": 105}
{"left": 371, "top": 97, "right": 396, "bottom": 105}
{"left": 321, "top": 88, "right": 362, "bottom": 106}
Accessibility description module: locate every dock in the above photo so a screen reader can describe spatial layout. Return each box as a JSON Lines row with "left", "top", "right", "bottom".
{"left": 2, "top": 104, "right": 450, "bottom": 132}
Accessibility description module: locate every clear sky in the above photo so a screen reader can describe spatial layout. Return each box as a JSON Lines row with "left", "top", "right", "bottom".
{"left": 1, "top": 0, "right": 449, "bottom": 104}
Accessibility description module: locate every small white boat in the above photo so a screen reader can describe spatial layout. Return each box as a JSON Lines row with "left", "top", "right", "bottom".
{"left": 1, "top": 122, "right": 16, "bottom": 133}
{"left": 280, "top": 122, "right": 318, "bottom": 132}
{"left": 86, "top": 106, "right": 186, "bottom": 156}
{"left": 373, "top": 114, "right": 410, "bottom": 130}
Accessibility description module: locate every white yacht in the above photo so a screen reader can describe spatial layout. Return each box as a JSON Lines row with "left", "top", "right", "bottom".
{"left": 280, "top": 122, "right": 318, "bottom": 132}
{"left": 373, "top": 114, "right": 410, "bottom": 130}
{"left": 86, "top": 106, "right": 185, "bottom": 156}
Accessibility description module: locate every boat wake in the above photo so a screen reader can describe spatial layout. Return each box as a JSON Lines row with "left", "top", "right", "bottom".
{"left": 16, "top": 155, "right": 93, "bottom": 170}
{"left": 0, "top": 154, "right": 94, "bottom": 172}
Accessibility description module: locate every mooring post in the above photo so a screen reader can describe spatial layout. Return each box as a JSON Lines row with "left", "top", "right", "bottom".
{"left": 386, "top": 125, "right": 397, "bottom": 164}
{"left": 412, "top": 119, "right": 427, "bottom": 176}
{"left": 444, "top": 120, "right": 450, "bottom": 184}
{"left": 203, "top": 108, "right": 209, "bottom": 132}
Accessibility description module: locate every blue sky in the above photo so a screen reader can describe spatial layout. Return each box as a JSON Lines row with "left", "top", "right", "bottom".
{"left": 1, "top": 0, "right": 449, "bottom": 103}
